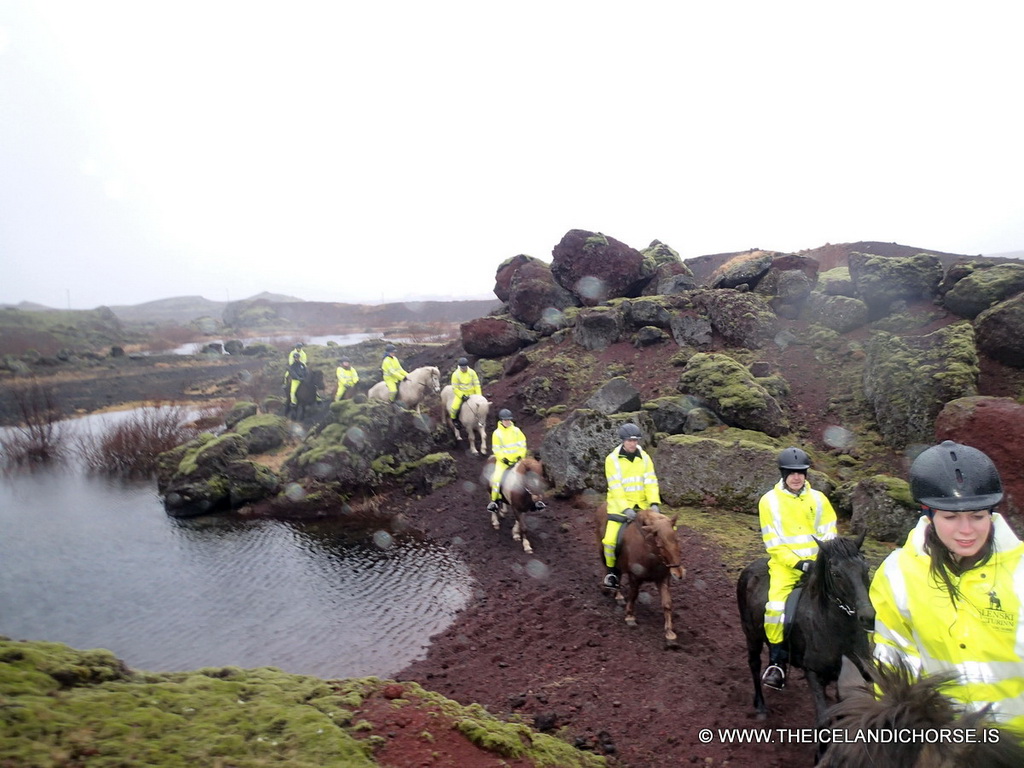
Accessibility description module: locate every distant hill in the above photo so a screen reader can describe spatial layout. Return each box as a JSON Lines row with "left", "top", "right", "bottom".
{"left": 108, "top": 292, "right": 303, "bottom": 325}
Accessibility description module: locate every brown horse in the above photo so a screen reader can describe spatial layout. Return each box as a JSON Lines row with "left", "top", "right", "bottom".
{"left": 593, "top": 505, "right": 686, "bottom": 648}
{"left": 485, "top": 456, "right": 546, "bottom": 554}
{"left": 818, "top": 656, "right": 1024, "bottom": 767}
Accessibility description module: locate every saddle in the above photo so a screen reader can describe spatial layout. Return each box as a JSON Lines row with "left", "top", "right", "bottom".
{"left": 782, "top": 580, "right": 806, "bottom": 642}
{"left": 607, "top": 512, "right": 634, "bottom": 559}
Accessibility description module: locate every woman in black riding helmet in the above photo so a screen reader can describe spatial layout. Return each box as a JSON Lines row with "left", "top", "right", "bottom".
{"left": 871, "top": 440, "right": 1024, "bottom": 733}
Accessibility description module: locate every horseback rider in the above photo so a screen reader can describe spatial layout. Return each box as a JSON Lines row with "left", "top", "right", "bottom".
{"left": 381, "top": 344, "right": 408, "bottom": 402}
{"left": 449, "top": 357, "right": 481, "bottom": 430}
{"left": 487, "top": 409, "right": 545, "bottom": 514}
{"left": 871, "top": 440, "right": 1024, "bottom": 732}
{"left": 284, "top": 342, "right": 308, "bottom": 408}
{"left": 759, "top": 446, "right": 837, "bottom": 691}
{"left": 600, "top": 423, "right": 662, "bottom": 590}
{"left": 335, "top": 356, "right": 359, "bottom": 401}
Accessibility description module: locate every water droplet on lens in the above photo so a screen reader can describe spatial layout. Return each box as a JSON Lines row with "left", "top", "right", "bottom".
{"left": 373, "top": 530, "right": 394, "bottom": 549}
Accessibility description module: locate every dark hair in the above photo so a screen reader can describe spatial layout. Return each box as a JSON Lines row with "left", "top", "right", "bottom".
{"left": 923, "top": 521, "right": 995, "bottom": 606}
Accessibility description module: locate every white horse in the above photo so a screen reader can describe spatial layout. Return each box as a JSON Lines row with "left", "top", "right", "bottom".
{"left": 440, "top": 384, "right": 490, "bottom": 455}
{"left": 367, "top": 366, "right": 441, "bottom": 411}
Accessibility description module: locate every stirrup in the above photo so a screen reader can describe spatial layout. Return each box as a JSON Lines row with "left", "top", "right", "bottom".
{"left": 533, "top": 500, "right": 546, "bottom": 510}
{"left": 487, "top": 501, "right": 499, "bottom": 513}
{"left": 761, "top": 664, "right": 786, "bottom": 691}
{"left": 602, "top": 573, "right": 619, "bottom": 590}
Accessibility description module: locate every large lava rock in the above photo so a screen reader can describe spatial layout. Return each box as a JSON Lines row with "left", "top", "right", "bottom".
{"left": 550, "top": 229, "right": 656, "bottom": 306}
{"left": 506, "top": 258, "right": 578, "bottom": 329}
{"left": 539, "top": 409, "right": 658, "bottom": 498}
{"left": 460, "top": 316, "right": 538, "bottom": 357}
{"left": 677, "top": 353, "right": 788, "bottom": 437}
{"left": 848, "top": 475, "right": 917, "bottom": 543}
{"left": 974, "top": 293, "right": 1024, "bottom": 368}
{"left": 863, "top": 322, "right": 979, "bottom": 449}
{"left": 655, "top": 433, "right": 833, "bottom": 512}
{"left": 942, "top": 263, "right": 1024, "bottom": 319}
{"left": 848, "top": 252, "right": 943, "bottom": 318}
{"left": 935, "top": 395, "right": 1024, "bottom": 526}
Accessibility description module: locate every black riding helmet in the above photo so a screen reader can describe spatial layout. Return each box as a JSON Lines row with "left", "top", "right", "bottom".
{"left": 458, "top": 357, "right": 469, "bottom": 367}
{"left": 778, "top": 446, "right": 811, "bottom": 474}
{"left": 618, "top": 423, "right": 643, "bottom": 441}
{"left": 385, "top": 344, "right": 396, "bottom": 354}
{"left": 910, "top": 440, "right": 1003, "bottom": 512}
{"left": 498, "top": 408, "right": 513, "bottom": 421}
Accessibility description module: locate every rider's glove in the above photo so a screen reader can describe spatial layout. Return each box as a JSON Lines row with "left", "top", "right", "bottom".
{"left": 795, "top": 559, "right": 813, "bottom": 573}
{"left": 649, "top": 503, "right": 660, "bottom": 514}
{"left": 623, "top": 508, "right": 637, "bottom": 522}
{"left": 502, "top": 458, "right": 513, "bottom": 466}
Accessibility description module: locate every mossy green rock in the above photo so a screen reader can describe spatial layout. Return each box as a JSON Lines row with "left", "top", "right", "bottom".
{"left": 0, "top": 639, "right": 605, "bottom": 768}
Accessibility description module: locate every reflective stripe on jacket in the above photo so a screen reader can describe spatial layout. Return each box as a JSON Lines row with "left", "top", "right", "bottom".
{"left": 336, "top": 366, "right": 359, "bottom": 387}
{"left": 381, "top": 354, "right": 407, "bottom": 384}
{"left": 871, "top": 513, "right": 1024, "bottom": 730}
{"left": 604, "top": 445, "right": 660, "bottom": 513}
{"left": 451, "top": 367, "right": 481, "bottom": 397}
{"left": 758, "top": 480, "right": 837, "bottom": 569}
{"left": 492, "top": 423, "right": 527, "bottom": 465}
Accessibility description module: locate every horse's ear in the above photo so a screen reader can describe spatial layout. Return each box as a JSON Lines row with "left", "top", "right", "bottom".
{"left": 854, "top": 529, "right": 866, "bottom": 550}
{"left": 838, "top": 655, "right": 873, "bottom": 702}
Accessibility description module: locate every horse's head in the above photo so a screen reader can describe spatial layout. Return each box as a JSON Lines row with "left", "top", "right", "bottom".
{"left": 812, "top": 534, "right": 874, "bottom": 634}
{"left": 518, "top": 456, "right": 546, "bottom": 498}
{"left": 427, "top": 366, "right": 441, "bottom": 394}
{"left": 310, "top": 369, "right": 325, "bottom": 388}
{"left": 638, "top": 508, "right": 685, "bottom": 580}
{"left": 820, "top": 656, "right": 1024, "bottom": 767}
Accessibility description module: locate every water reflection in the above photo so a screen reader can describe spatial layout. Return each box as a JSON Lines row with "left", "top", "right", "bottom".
{"left": 0, "top": 412, "right": 473, "bottom": 679}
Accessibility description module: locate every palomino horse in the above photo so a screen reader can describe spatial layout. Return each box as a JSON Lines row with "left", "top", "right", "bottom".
{"left": 818, "top": 656, "right": 1024, "bottom": 767}
{"left": 736, "top": 534, "right": 874, "bottom": 727}
{"left": 484, "top": 455, "right": 546, "bottom": 554}
{"left": 593, "top": 506, "right": 685, "bottom": 648}
{"left": 367, "top": 366, "right": 441, "bottom": 411}
{"left": 439, "top": 384, "right": 489, "bottom": 455}
{"left": 284, "top": 369, "right": 325, "bottom": 421}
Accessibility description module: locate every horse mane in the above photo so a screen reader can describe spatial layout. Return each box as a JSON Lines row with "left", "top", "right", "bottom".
{"left": 637, "top": 508, "right": 674, "bottom": 542}
{"left": 517, "top": 456, "right": 543, "bottom": 475}
{"left": 822, "top": 658, "right": 1024, "bottom": 767}
{"left": 819, "top": 535, "right": 862, "bottom": 562}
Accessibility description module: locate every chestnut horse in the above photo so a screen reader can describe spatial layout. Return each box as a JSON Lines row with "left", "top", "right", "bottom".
{"left": 593, "top": 505, "right": 685, "bottom": 648}
{"left": 485, "top": 455, "right": 546, "bottom": 554}
{"left": 818, "top": 656, "right": 1024, "bottom": 767}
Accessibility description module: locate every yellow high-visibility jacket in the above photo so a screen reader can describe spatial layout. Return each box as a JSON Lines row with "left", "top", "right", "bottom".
{"left": 492, "top": 422, "right": 527, "bottom": 466}
{"left": 451, "top": 367, "right": 482, "bottom": 398}
{"left": 758, "top": 480, "right": 837, "bottom": 568}
{"left": 604, "top": 445, "right": 660, "bottom": 513}
{"left": 381, "top": 354, "right": 408, "bottom": 386}
{"left": 871, "top": 513, "right": 1024, "bottom": 731}
{"left": 336, "top": 365, "right": 359, "bottom": 389}
{"left": 289, "top": 348, "right": 307, "bottom": 366}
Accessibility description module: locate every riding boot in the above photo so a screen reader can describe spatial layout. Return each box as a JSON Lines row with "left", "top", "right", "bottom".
{"left": 762, "top": 642, "right": 788, "bottom": 690}
{"left": 602, "top": 566, "right": 620, "bottom": 590}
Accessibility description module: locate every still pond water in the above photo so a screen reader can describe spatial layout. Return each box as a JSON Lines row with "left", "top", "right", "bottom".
{"left": 0, "top": 411, "right": 474, "bottom": 679}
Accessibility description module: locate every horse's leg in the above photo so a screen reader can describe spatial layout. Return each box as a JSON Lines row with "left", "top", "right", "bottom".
{"left": 659, "top": 578, "right": 679, "bottom": 649}
{"left": 624, "top": 578, "right": 640, "bottom": 627}
{"left": 513, "top": 511, "right": 532, "bottom": 554}
{"left": 464, "top": 417, "right": 478, "bottom": 455}
{"left": 747, "top": 634, "right": 768, "bottom": 718}
{"left": 478, "top": 425, "right": 487, "bottom": 456}
{"left": 491, "top": 504, "right": 501, "bottom": 531}
{"left": 806, "top": 671, "right": 831, "bottom": 729}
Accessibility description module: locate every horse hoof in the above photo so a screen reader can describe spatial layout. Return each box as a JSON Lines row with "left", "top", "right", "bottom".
{"left": 625, "top": 618, "right": 637, "bottom": 628}
{"left": 664, "top": 637, "right": 680, "bottom": 650}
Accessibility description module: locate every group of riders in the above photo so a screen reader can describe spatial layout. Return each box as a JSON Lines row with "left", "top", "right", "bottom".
{"left": 284, "top": 341, "right": 1024, "bottom": 734}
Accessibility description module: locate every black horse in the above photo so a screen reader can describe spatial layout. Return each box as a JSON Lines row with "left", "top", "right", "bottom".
{"left": 736, "top": 533, "right": 874, "bottom": 726}
{"left": 284, "top": 369, "right": 325, "bottom": 422}
{"left": 819, "top": 656, "right": 1024, "bottom": 767}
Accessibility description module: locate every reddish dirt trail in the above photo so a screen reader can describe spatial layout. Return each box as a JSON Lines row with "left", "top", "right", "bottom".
{"left": 395, "top": 446, "right": 824, "bottom": 768}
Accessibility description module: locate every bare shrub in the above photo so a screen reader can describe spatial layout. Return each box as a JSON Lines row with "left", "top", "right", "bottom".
{"left": 75, "top": 405, "right": 203, "bottom": 477}
{"left": 0, "top": 381, "right": 67, "bottom": 465}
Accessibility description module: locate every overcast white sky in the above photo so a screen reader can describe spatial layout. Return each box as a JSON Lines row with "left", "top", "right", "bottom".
{"left": 2, "top": 1, "right": 1021, "bottom": 310}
